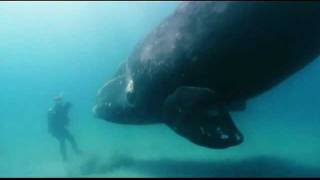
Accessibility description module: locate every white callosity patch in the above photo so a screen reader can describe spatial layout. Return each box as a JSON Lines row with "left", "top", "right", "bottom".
{"left": 123, "top": 65, "right": 136, "bottom": 107}
{"left": 126, "top": 79, "right": 134, "bottom": 93}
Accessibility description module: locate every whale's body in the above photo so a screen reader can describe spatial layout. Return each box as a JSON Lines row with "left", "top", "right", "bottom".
{"left": 94, "top": 2, "right": 320, "bottom": 149}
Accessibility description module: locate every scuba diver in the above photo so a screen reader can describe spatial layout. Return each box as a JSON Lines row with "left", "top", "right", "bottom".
{"left": 47, "top": 95, "right": 81, "bottom": 161}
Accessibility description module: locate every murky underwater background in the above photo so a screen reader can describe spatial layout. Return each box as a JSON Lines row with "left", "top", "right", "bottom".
{"left": 0, "top": 1, "right": 320, "bottom": 177}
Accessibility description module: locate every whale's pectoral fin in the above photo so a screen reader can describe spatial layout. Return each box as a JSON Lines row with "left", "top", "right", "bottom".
{"left": 162, "top": 86, "right": 243, "bottom": 149}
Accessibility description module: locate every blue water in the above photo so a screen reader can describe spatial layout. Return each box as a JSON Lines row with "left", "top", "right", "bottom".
{"left": 0, "top": 1, "right": 320, "bottom": 177}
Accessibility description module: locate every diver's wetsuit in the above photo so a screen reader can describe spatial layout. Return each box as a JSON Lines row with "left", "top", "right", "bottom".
{"left": 47, "top": 101, "right": 81, "bottom": 161}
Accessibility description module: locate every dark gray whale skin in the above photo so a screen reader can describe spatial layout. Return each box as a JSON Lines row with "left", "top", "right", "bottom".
{"left": 93, "top": 2, "right": 320, "bottom": 149}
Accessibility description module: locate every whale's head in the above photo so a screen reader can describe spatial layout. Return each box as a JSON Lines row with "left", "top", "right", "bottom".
{"left": 93, "top": 75, "right": 128, "bottom": 119}
{"left": 93, "top": 74, "right": 142, "bottom": 124}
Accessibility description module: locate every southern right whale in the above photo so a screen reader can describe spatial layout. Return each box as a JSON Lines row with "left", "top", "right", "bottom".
{"left": 93, "top": 2, "right": 320, "bottom": 149}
